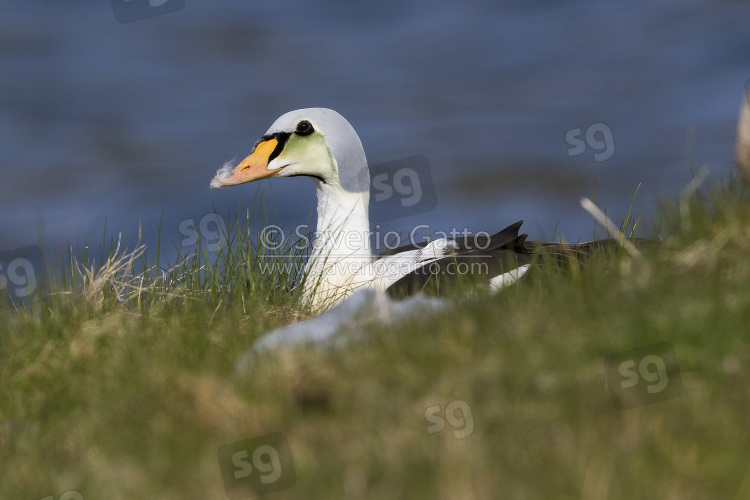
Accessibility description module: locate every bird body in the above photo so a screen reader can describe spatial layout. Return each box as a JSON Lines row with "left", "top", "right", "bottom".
{"left": 211, "top": 108, "right": 597, "bottom": 310}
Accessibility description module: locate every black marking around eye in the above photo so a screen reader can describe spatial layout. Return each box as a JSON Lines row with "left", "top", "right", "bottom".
{"left": 295, "top": 120, "right": 314, "bottom": 136}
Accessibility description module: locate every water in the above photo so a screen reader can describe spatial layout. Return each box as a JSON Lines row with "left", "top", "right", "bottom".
{"left": 1, "top": 0, "right": 748, "bottom": 263}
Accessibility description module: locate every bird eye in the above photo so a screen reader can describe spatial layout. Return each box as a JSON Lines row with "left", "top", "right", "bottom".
{"left": 295, "top": 120, "right": 314, "bottom": 135}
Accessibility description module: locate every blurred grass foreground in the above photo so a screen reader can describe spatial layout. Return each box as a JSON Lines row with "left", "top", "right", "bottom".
{"left": 2, "top": 181, "right": 750, "bottom": 500}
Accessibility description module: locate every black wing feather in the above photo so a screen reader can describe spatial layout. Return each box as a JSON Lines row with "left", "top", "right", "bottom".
{"left": 383, "top": 220, "right": 644, "bottom": 298}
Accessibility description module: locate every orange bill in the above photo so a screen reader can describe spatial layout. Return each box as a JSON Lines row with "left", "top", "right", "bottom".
{"left": 210, "top": 139, "right": 280, "bottom": 189}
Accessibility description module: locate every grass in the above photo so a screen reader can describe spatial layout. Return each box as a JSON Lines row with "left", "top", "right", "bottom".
{"left": 2, "top": 180, "right": 750, "bottom": 500}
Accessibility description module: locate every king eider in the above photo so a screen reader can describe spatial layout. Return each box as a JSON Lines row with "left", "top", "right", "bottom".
{"left": 210, "top": 108, "right": 622, "bottom": 310}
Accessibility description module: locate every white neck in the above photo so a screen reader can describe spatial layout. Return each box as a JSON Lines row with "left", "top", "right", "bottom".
{"left": 302, "top": 180, "right": 373, "bottom": 308}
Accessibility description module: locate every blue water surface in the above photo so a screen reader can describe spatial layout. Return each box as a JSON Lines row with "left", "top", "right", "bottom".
{"left": 1, "top": 0, "right": 748, "bottom": 264}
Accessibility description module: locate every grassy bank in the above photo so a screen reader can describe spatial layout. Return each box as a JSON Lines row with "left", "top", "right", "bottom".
{"left": 2, "top": 183, "right": 750, "bottom": 500}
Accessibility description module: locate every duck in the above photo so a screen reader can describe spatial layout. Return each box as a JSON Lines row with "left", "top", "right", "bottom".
{"left": 210, "top": 108, "right": 616, "bottom": 311}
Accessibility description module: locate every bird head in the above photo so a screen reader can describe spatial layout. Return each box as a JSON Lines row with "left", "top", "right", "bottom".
{"left": 210, "top": 108, "right": 369, "bottom": 194}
